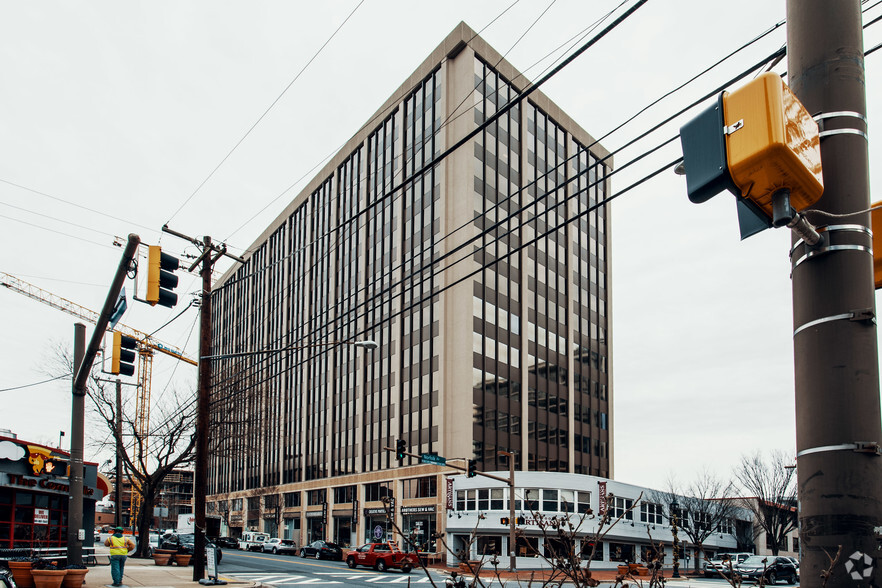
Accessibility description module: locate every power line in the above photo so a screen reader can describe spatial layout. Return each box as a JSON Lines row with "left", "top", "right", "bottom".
{"left": 0, "top": 373, "right": 71, "bottom": 393}
{"left": 210, "top": 42, "right": 787, "bottom": 375}
{"left": 165, "top": 0, "right": 368, "bottom": 226}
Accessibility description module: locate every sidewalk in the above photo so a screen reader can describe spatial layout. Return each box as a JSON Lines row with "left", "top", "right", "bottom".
{"left": 82, "top": 556, "right": 256, "bottom": 588}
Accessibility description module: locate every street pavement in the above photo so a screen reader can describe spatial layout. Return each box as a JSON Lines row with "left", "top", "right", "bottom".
{"left": 77, "top": 545, "right": 789, "bottom": 588}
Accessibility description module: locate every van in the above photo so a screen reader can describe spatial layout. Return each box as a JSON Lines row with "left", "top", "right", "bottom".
{"left": 239, "top": 531, "right": 270, "bottom": 551}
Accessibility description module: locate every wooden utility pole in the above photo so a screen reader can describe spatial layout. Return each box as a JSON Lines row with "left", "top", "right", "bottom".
{"left": 162, "top": 225, "right": 243, "bottom": 582}
{"left": 787, "top": 2, "right": 882, "bottom": 585}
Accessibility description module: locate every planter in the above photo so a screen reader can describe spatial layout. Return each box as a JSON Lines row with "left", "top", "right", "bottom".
{"left": 8, "top": 561, "right": 34, "bottom": 588}
{"left": 31, "top": 569, "right": 66, "bottom": 588}
{"left": 174, "top": 554, "right": 192, "bottom": 566}
{"left": 152, "top": 552, "right": 173, "bottom": 566}
{"left": 61, "top": 569, "right": 88, "bottom": 588}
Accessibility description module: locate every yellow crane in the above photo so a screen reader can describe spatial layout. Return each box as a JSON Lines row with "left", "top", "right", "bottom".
{"left": 0, "top": 271, "right": 197, "bottom": 523}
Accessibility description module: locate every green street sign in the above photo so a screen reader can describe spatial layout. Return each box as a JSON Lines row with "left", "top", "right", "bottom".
{"left": 420, "top": 453, "right": 446, "bottom": 466}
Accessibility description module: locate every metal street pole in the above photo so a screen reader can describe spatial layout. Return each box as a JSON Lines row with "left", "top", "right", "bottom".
{"left": 787, "top": 2, "right": 882, "bottom": 586}
{"left": 67, "top": 323, "right": 86, "bottom": 566}
{"left": 497, "top": 450, "right": 516, "bottom": 572}
{"left": 115, "top": 378, "right": 123, "bottom": 529}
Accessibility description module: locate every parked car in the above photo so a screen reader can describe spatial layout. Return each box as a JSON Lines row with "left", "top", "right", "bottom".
{"left": 144, "top": 532, "right": 162, "bottom": 556}
{"left": 263, "top": 538, "right": 298, "bottom": 555}
{"left": 215, "top": 536, "right": 239, "bottom": 549}
{"left": 299, "top": 540, "right": 343, "bottom": 560}
{"left": 703, "top": 552, "right": 752, "bottom": 577}
{"left": 783, "top": 556, "right": 800, "bottom": 578}
{"left": 159, "top": 533, "right": 224, "bottom": 563}
{"left": 734, "top": 555, "right": 798, "bottom": 584}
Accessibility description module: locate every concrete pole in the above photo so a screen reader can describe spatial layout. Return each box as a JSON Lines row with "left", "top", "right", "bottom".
{"left": 787, "top": 2, "right": 882, "bottom": 585}
{"left": 68, "top": 322, "right": 86, "bottom": 565}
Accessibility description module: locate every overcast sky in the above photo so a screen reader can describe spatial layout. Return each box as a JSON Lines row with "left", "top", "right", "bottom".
{"left": 1, "top": 1, "right": 880, "bottom": 492}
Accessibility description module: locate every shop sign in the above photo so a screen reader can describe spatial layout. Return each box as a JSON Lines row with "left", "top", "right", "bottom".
{"left": 446, "top": 478, "right": 454, "bottom": 509}
{"left": 322, "top": 502, "right": 328, "bottom": 525}
{"left": 4, "top": 473, "right": 94, "bottom": 496}
{"left": 401, "top": 505, "right": 436, "bottom": 515}
{"left": 364, "top": 507, "right": 387, "bottom": 516}
{"left": 598, "top": 481, "right": 607, "bottom": 516}
{"left": 34, "top": 508, "right": 49, "bottom": 525}
{"left": 305, "top": 511, "right": 324, "bottom": 518}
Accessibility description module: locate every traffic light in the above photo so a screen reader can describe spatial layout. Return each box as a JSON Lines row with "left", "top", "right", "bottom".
{"left": 467, "top": 459, "right": 477, "bottom": 478}
{"left": 872, "top": 201, "right": 882, "bottom": 289}
{"left": 396, "top": 439, "right": 406, "bottom": 461}
{"left": 146, "top": 245, "right": 180, "bottom": 308}
{"left": 500, "top": 517, "right": 510, "bottom": 525}
{"left": 111, "top": 331, "right": 138, "bottom": 376}
{"left": 679, "top": 72, "right": 823, "bottom": 240}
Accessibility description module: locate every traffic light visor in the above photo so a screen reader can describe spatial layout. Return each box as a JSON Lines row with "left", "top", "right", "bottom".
{"left": 723, "top": 72, "right": 823, "bottom": 215}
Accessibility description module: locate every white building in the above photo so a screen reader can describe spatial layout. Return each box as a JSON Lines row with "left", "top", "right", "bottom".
{"left": 446, "top": 472, "right": 752, "bottom": 570}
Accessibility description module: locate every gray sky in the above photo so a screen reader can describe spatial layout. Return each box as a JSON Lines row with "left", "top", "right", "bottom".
{"left": 1, "top": 0, "right": 880, "bottom": 491}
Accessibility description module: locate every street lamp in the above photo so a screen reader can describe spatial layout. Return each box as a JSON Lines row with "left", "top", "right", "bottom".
{"left": 193, "top": 337, "right": 378, "bottom": 581}
{"left": 496, "top": 450, "right": 517, "bottom": 572}
{"left": 670, "top": 499, "right": 680, "bottom": 578}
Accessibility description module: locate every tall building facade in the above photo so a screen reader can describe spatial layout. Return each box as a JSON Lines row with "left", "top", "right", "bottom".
{"left": 207, "top": 22, "right": 612, "bottom": 549}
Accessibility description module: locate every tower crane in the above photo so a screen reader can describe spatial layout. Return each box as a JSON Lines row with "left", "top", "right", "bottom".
{"left": 0, "top": 272, "right": 197, "bottom": 524}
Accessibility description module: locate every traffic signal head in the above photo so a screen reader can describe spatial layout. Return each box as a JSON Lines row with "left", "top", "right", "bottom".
{"left": 467, "top": 459, "right": 477, "bottom": 478}
{"left": 111, "top": 331, "right": 138, "bottom": 376}
{"left": 680, "top": 73, "right": 823, "bottom": 239}
{"left": 146, "top": 245, "right": 180, "bottom": 308}
{"left": 396, "top": 439, "right": 406, "bottom": 461}
{"left": 44, "top": 458, "right": 68, "bottom": 476}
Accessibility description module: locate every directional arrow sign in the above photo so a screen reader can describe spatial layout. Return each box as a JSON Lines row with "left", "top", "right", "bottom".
{"left": 420, "top": 453, "right": 446, "bottom": 466}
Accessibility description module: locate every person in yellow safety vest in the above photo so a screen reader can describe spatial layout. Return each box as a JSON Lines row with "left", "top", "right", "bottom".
{"left": 104, "top": 526, "right": 135, "bottom": 587}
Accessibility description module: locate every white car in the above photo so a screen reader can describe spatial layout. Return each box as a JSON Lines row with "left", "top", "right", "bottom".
{"left": 262, "top": 538, "right": 298, "bottom": 555}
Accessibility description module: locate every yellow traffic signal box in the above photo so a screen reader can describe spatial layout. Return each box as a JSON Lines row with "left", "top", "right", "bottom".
{"left": 872, "top": 202, "right": 882, "bottom": 289}
{"left": 723, "top": 72, "right": 823, "bottom": 218}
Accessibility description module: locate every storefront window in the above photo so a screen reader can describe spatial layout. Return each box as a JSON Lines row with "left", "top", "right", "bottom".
{"left": 401, "top": 511, "right": 436, "bottom": 553}
{"left": 515, "top": 536, "right": 539, "bottom": 558}
{"left": 477, "top": 535, "right": 502, "bottom": 556}
{"left": 333, "top": 516, "right": 353, "bottom": 547}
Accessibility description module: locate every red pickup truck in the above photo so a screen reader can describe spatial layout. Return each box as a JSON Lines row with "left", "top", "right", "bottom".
{"left": 345, "top": 541, "right": 417, "bottom": 573}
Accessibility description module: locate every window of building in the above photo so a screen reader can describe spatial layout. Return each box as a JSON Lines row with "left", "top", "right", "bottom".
{"left": 456, "top": 490, "right": 476, "bottom": 511}
{"left": 478, "top": 536, "right": 502, "bottom": 556}
{"left": 284, "top": 492, "right": 300, "bottom": 508}
{"left": 333, "top": 486, "right": 355, "bottom": 504}
{"left": 231, "top": 498, "right": 242, "bottom": 511}
{"left": 639, "top": 502, "right": 663, "bottom": 525}
{"left": 718, "top": 518, "right": 734, "bottom": 535}
{"left": 490, "top": 489, "right": 504, "bottom": 510}
{"left": 247, "top": 497, "right": 260, "bottom": 511}
{"left": 609, "top": 542, "right": 635, "bottom": 563}
{"left": 610, "top": 496, "right": 633, "bottom": 520}
{"left": 515, "top": 536, "right": 539, "bottom": 558}
{"left": 402, "top": 476, "right": 437, "bottom": 499}
{"left": 364, "top": 482, "right": 393, "bottom": 502}
{"left": 543, "top": 490, "right": 558, "bottom": 512}
{"left": 307, "top": 489, "right": 326, "bottom": 506}
{"left": 478, "top": 489, "right": 489, "bottom": 511}
{"left": 581, "top": 539, "right": 603, "bottom": 561}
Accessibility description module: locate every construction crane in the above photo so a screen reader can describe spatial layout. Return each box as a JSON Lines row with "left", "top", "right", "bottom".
{"left": 0, "top": 271, "right": 197, "bottom": 523}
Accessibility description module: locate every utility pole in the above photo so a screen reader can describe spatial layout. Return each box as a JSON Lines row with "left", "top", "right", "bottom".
{"left": 162, "top": 225, "right": 243, "bottom": 582}
{"left": 787, "top": 2, "right": 882, "bottom": 586}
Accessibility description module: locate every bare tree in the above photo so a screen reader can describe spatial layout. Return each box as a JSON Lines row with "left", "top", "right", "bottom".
{"left": 52, "top": 344, "right": 197, "bottom": 557}
{"left": 734, "top": 451, "right": 797, "bottom": 555}
{"left": 651, "top": 471, "right": 739, "bottom": 573}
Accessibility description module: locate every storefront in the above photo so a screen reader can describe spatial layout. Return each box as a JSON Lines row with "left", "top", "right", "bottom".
{"left": 332, "top": 511, "right": 353, "bottom": 548}
{"left": 400, "top": 505, "right": 436, "bottom": 553}
{"left": 0, "top": 435, "right": 101, "bottom": 549}
{"left": 305, "top": 507, "right": 327, "bottom": 543}
{"left": 363, "top": 507, "right": 393, "bottom": 544}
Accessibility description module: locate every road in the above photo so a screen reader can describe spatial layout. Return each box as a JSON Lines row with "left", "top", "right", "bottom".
{"left": 218, "top": 549, "right": 448, "bottom": 587}
{"left": 217, "top": 551, "right": 801, "bottom": 587}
